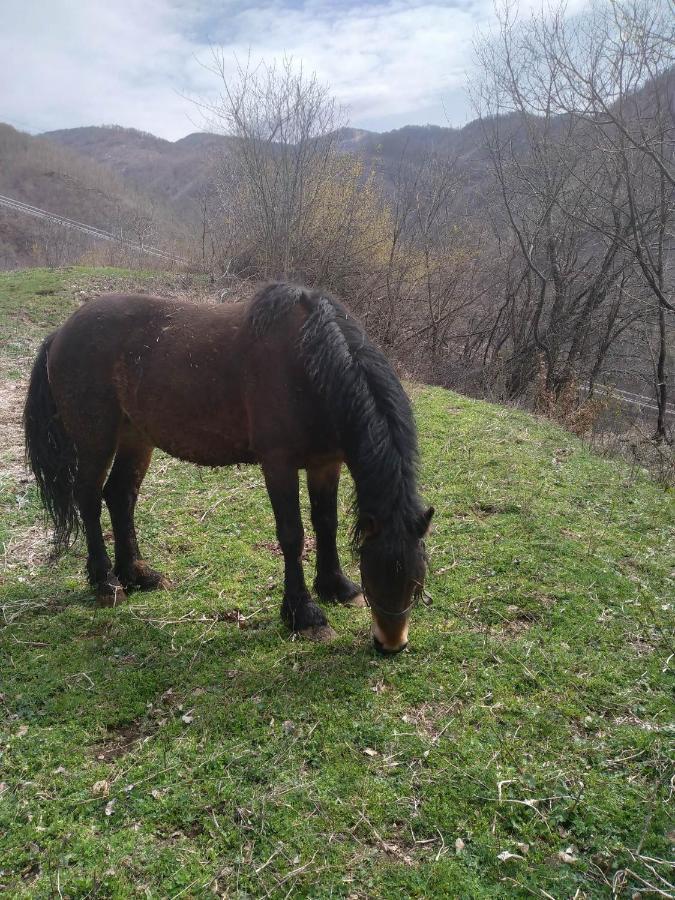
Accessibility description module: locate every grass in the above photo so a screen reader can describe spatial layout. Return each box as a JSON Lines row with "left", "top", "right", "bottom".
{"left": 0, "top": 267, "right": 673, "bottom": 898}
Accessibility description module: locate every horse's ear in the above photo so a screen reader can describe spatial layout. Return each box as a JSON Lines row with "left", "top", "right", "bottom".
{"left": 418, "top": 506, "right": 435, "bottom": 537}
{"left": 360, "top": 514, "right": 380, "bottom": 541}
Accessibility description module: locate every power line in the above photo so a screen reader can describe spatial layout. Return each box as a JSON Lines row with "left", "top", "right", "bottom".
{"left": 0, "top": 194, "right": 187, "bottom": 264}
{"left": 587, "top": 383, "right": 675, "bottom": 417}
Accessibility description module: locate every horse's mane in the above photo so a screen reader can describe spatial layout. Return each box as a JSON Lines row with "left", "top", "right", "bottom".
{"left": 249, "top": 283, "right": 424, "bottom": 555}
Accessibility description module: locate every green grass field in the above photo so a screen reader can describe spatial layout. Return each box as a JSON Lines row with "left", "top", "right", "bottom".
{"left": 0, "top": 268, "right": 673, "bottom": 898}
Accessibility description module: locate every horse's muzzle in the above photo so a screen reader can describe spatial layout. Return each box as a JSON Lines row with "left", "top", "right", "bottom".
{"left": 371, "top": 614, "right": 409, "bottom": 654}
{"left": 372, "top": 634, "right": 408, "bottom": 655}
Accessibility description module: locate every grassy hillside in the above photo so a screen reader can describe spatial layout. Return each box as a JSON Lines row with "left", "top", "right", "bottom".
{"left": 0, "top": 268, "right": 672, "bottom": 898}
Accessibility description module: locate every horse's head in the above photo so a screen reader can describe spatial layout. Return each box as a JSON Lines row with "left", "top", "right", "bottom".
{"left": 359, "top": 506, "right": 434, "bottom": 653}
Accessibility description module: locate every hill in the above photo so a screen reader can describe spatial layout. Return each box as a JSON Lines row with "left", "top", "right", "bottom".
{"left": 42, "top": 125, "right": 233, "bottom": 220}
{"left": 0, "top": 115, "right": 539, "bottom": 269}
{"left": 42, "top": 121, "right": 487, "bottom": 186}
{"left": 0, "top": 267, "right": 672, "bottom": 897}
{"left": 0, "top": 125, "right": 191, "bottom": 268}
{"left": 42, "top": 118, "right": 495, "bottom": 213}
{"left": 3, "top": 66, "right": 670, "bottom": 269}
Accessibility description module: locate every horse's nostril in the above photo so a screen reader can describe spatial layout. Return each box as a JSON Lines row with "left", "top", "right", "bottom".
{"left": 373, "top": 635, "right": 408, "bottom": 655}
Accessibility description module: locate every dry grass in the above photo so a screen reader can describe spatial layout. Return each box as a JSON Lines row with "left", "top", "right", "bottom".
{"left": 0, "top": 361, "right": 53, "bottom": 582}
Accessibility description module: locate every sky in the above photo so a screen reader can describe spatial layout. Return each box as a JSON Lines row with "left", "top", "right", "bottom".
{"left": 1, "top": 0, "right": 585, "bottom": 141}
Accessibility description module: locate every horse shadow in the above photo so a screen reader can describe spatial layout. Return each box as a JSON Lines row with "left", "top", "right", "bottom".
{"left": 6, "top": 578, "right": 386, "bottom": 749}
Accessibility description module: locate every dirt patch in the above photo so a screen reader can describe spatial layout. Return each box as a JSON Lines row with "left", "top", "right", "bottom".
{"left": 254, "top": 536, "right": 316, "bottom": 560}
{"left": 0, "top": 366, "right": 54, "bottom": 579}
{"left": 460, "top": 597, "right": 544, "bottom": 638}
{"left": 75, "top": 624, "right": 113, "bottom": 641}
{"left": 1, "top": 522, "right": 52, "bottom": 582}
{"left": 91, "top": 686, "right": 194, "bottom": 762}
{"left": 213, "top": 608, "right": 261, "bottom": 629}
{"left": 496, "top": 607, "right": 540, "bottom": 636}
{"left": 93, "top": 722, "right": 149, "bottom": 762}
{"left": 626, "top": 632, "right": 659, "bottom": 657}
{"left": 347, "top": 820, "right": 451, "bottom": 871}
{"left": 0, "top": 370, "right": 28, "bottom": 480}
{"left": 453, "top": 501, "right": 524, "bottom": 522}
{"left": 612, "top": 715, "right": 670, "bottom": 733}
{"left": 475, "top": 501, "right": 523, "bottom": 517}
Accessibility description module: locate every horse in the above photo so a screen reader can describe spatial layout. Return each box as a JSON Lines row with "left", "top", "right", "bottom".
{"left": 23, "top": 283, "right": 433, "bottom": 653}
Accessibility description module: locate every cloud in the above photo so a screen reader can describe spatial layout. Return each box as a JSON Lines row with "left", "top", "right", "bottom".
{"left": 206, "top": 1, "right": 486, "bottom": 127}
{"left": 0, "top": 0, "right": 589, "bottom": 140}
{"left": 1, "top": 0, "right": 200, "bottom": 137}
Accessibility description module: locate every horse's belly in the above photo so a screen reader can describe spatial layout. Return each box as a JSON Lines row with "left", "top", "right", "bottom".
{"left": 151, "top": 428, "right": 256, "bottom": 467}
{"left": 121, "top": 374, "right": 253, "bottom": 466}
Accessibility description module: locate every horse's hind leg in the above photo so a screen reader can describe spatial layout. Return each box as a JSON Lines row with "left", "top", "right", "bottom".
{"left": 54, "top": 380, "right": 125, "bottom": 605}
{"left": 103, "top": 424, "right": 168, "bottom": 591}
{"left": 307, "top": 463, "right": 365, "bottom": 608}
{"left": 74, "top": 448, "right": 126, "bottom": 607}
{"left": 262, "top": 460, "right": 336, "bottom": 641}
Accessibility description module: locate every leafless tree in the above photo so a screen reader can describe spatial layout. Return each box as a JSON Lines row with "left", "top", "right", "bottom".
{"left": 203, "top": 53, "right": 359, "bottom": 282}
{"left": 533, "top": 0, "right": 674, "bottom": 438}
{"left": 472, "top": 0, "right": 673, "bottom": 438}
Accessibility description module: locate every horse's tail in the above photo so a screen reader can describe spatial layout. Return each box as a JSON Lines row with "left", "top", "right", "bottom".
{"left": 23, "top": 332, "right": 79, "bottom": 554}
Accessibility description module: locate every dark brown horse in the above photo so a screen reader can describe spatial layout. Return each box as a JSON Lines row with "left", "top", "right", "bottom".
{"left": 24, "top": 283, "right": 432, "bottom": 653}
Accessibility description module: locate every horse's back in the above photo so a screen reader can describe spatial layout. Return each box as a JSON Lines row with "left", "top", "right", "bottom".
{"left": 46, "top": 292, "right": 336, "bottom": 468}
{"left": 51, "top": 293, "right": 245, "bottom": 353}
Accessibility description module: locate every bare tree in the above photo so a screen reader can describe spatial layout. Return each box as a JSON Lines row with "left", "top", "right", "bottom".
{"left": 533, "top": 0, "right": 674, "bottom": 438}
{"left": 472, "top": 0, "right": 673, "bottom": 438}
{"left": 203, "top": 54, "right": 359, "bottom": 282}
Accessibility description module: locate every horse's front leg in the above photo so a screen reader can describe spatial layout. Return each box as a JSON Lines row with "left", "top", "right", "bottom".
{"left": 307, "top": 462, "right": 365, "bottom": 607}
{"left": 262, "top": 461, "right": 336, "bottom": 641}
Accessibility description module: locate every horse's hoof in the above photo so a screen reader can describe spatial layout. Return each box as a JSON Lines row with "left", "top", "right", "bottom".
{"left": 137, "top": 570, "right": 171, "bottom": 591}
{"left": 345, "top": 592, "right": 367, "bottom": 609}
{"left": 299, "top": 624, "right": 338, "bottom": 642}
{"left": 95, "top": 580, "right": 127, "bottom": 608}
{"left": 118, "top": 563, "right": 170, "bottom": 591}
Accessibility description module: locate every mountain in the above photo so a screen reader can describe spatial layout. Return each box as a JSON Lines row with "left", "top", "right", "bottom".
{"left": 0, "top": 124, "right": 191, "bottom": 268}
{"left": 1, "top": 117, "right": 498, "bottom": 268}
{"left": 36, "top": 120, "right": 497, "bottom": 230}
{"left": 43, "top": 121, "right": 493, "bottom": 195}
{"left": 42, "top": 125, "right": 234, "bottom": 218}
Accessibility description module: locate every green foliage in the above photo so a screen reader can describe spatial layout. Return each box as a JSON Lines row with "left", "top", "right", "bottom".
{"left": 0, "top": 270, "right": 672, "bottom": 897}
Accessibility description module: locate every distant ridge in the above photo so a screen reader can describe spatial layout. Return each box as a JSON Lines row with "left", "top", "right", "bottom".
{"left": 40, "top": 118, "right": 493, "bottom": 208}
{"left": 1, "top": 116, "right": 494, "bottom": 267}
{"left": 41, "top": 126, "right": 240, "bottom": 216}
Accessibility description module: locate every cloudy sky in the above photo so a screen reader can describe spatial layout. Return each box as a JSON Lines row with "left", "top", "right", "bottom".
{"left": 2, "top": 0, "right": 582, "bottom": 140}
